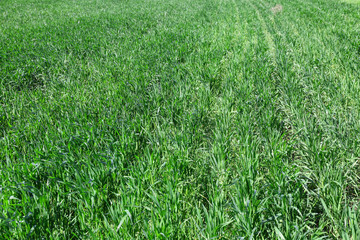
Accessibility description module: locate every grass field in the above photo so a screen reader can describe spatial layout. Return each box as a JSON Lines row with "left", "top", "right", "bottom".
{"left": 1, "top": 0, "right": 360, "bottom": 238}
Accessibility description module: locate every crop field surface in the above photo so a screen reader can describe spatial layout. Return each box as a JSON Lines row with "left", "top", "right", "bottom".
{"left": 1, "top": 0, "right": 360, "bottom": 239}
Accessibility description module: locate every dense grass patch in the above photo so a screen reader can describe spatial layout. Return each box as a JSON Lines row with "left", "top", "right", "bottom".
{"left": 1, "top": 0, "right": 360, "bottom": 238}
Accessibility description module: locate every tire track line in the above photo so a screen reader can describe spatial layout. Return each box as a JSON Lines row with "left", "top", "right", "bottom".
{"left": 246, "top": 0, "right": 276, "bottom": 66}
{"left": 231, "top": 0, "right": 251, "bottom": 64}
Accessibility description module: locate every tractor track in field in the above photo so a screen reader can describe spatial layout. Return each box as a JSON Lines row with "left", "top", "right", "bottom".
{"left": 247, "top": 0, "right": 276, "bottom": 66}
{"left": 231, "top": 0, "right": 251, "bottom": 63}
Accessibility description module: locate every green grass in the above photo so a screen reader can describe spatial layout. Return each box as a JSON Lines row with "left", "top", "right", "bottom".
{"left": 342, "top": 0, "right": 360, "bottom": 3}
{"left": 1, "top": 0, "right": 360, "bottom": 238}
